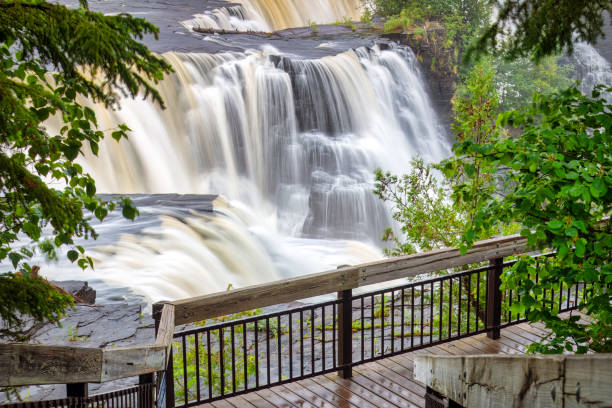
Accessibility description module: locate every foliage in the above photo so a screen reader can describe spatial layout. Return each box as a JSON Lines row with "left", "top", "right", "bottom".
{"left": 447, "top": 86, "right": 612, "bottom": 353}
{"left": 0, "top": 0, "right": 172, "bottom": 340}
{"left": 494, "top": 55, "right": 574, "bottom": 111}
{"left": 374, "top": 158, "right": 463, "bottom": 256}
{"left": 469, "top": 0, "right": 612, "bottom": 61}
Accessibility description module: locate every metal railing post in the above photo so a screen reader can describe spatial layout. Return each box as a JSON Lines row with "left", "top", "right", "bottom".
{"left": 153, "top": 302, "right": 175, "bottom": 408}
{"left": 66, "top": 383, "right": 87, "bottom": 408}
{"left": 337, "top": 289, "right": 353, "bottom": 378}
{"left": 486, "top": 257, "right": 503, "bottom": 339}
{"left": 138, "top": 374, "right": 154, "bottom": 408}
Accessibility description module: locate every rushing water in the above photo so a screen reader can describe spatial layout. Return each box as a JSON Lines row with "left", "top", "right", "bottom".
{"left": 570, "top": 42, "right": 612, "bottom": 103}
{"left": 181, "top": 0, "right": 363, "bottom": 32}
{"left": 41, "top": 43, "right": 448, "bottom": 303}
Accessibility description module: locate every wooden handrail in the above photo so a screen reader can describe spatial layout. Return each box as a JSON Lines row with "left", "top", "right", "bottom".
{"left": 171, "top": 234, "right": 527, "bottom": 325}
{"left": 1, "top": 233, "right": 529, "bottom": 386}
{"left": 0, "top": 303, "right": 175, "bottom": 386}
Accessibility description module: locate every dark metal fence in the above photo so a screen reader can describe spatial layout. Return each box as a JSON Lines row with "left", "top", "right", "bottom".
{"left": 2, "top": 383, "right": 154, "bottom": 408}
{"left": 170, "top": 254, "right": 584, "bottom": 407}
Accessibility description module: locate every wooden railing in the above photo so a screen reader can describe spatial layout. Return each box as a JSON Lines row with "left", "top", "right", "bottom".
{"left": 0, "top": 303, "right": 174, "bottom": 394}
{"left": 1, "top": 234, "right": 532, "bottom": 404}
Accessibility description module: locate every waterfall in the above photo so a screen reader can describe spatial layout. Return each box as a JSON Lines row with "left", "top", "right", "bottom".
{"left": 79, "top": 45, "right": 446, "bottom": 241}
{"left": 570, "top": 43, "right": 612, "bottom": 103}
{"left": 181, "top": 0, "right": 363, "bottom": 32}
{"left": 43, "top": 44, "right": 447, "bottom": 301}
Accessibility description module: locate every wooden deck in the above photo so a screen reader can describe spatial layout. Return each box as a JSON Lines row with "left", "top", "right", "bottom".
{"left": 199, "top": 321, "right": 550, "bottom": 408}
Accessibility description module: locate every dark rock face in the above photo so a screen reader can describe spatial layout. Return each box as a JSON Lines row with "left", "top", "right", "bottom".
{"left": 52, "top": 280, "right": 96, "bottom": 304}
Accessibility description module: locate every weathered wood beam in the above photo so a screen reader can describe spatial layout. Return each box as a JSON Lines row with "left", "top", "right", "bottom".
{"left": 0, "top": 344, "right": 102, "bottom": 386}
{"left": 0, "top": 302, "right": 176, "bottom": 386}
{"left": 414, "top": 354, "right": 612, "bottom": 408}
{"left": 172, "top": 234, "right": 527, "bottom": 324}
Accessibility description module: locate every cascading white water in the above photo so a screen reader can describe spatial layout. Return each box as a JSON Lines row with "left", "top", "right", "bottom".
{"left": 181, "top": 0, "right": 363, "bottom": 32}
{"left": 570, "top": 42, "right": 612, "bottom": 102}
{"left": 43, "top": 44, "right": 447, "bottom": 302}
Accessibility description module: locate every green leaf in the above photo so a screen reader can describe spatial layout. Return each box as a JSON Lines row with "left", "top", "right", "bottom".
{"left": 590, "top": 178, "right": 608, "bottom": 198}
{"left": 575, "top": 238, "right": 587, "bottom": 258}
{"left": 67, "top": 250, "right": 79, "bottom": 262}
{"left": 546, "top": 220, "right": 563, "bottom": 231}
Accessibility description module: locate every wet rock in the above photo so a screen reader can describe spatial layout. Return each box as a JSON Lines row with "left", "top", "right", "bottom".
{"left": 52, "top": 280, "right": 96, "bottom": 304}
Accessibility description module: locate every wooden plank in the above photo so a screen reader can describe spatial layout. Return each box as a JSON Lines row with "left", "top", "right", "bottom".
{"left": 350, "top": 370, "right": 420, "bottom": 408}
{"left": 100, "top": 345, "right": 166, "bottom": 381}
{"left": 324, "top": 374, "right": 400, "bottom": 408}
{"left": 281, "top": 382, "right": 340, "bottom": 408}
{"left": 355, "top": 366, "right": 425, "bottom": 407}
{"left": 298, "top": 378, "right": 358, "bottom": 407}
{"left": 0, "top": 344, "right": 102, "bottom": 386}
{"left": 267, "top": 387, "right": 317, "bottom": 408}
{"left": 310, "top": 375, "right": 379, "bottom": 408}
{"left": 255, "top": 389, "right": 296, "bottom": 408}
{"left": 172, "top": 235, "right": 527, "bottom": 324}
{"left": 362, "top": 362, "right": 425, "bottom": 402}
{"left": 238, "top": 392, "right": 277, "bottom": 408}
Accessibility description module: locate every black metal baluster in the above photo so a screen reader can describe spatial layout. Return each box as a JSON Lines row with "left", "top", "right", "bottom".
{"left": 220, "top": 328, "right": 225, "bottom": 397}
{"left": 231, "top": 325, "right": 236, "bottom": 394}
{"left": 300, "top": 310, "right": 304, "bottom": 377}
{"left": 381, "top": 292, "right": 385, "bottom": 355}
{"left": 420, "top": 284, "right": 424, "bottom": 346}
{"left": 289, "top": 312, "right": 293, "bottom": 379}
{"left": 243, "top": 323, "right": 247, "bottom": 391}
{"left": 332, "top": 304, "right": 337, "bottom": 368}
{"left": 207, "top": 330, "right": 212, "bottom": 399}
{"left": 430, "top": 281, "right": 434, "bottom": 343}
{"left": 457, "top": 279, "right": 462, "bottom": 335}
{"left": 266, "top": 318, "right": 271, "bottom": 385}
{"left": 370, "top": 295, "right": 374, "bottom": 358}
{"left": 311, "top": 309, "right": 315, "bottom": 374}
{"left": 361, "top": 297, "right": 365, "bottom": 361}
{"left": 195, "top": 333, "right": 200, "bottom": 402}
{"left": 401, "top": 288, "right": 405, "bottom": 350}
{"left": 391, "top": 291, "right": 395, "bottom": 353}
{"left": 467, "top": 276, "right": 471, "bottom": 333}
{"left": 508, "top": 289, "right": 513, "bottom": 322}
{"left": 449, "top": 279, "right": 453, "bottom": 338}
{"left": 254, "top": 322, "right": 259, "bottom": 388}
{"left": 411, "top": 287, "right": 415, "bottom": 348}
{"left": 476, "top": 272, "right": 481, "bottom": 330}
{"left": 439, "top": 281, "right": 443, "bottom": 340}
{"left": 277, "top": 315, "right": 282, "bottom": 383}
{"left": 322, "top": 306, "right": 326, "bottom": 370}
{"left": 182, "top": 336, "right": 188, "bottom": 405}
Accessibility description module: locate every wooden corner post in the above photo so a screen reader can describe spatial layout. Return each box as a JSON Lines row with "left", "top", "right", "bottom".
{"left": 153, "top": 302, "right": 175, "bottom": 408}
{"left": 337, "top": 289, "right": 353, "bottom": 378}
{"left": 486, "top": 257, "right": 503, "bottom": 339}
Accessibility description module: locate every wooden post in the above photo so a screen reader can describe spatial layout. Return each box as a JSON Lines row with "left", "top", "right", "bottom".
{"left": 153, "top": 302, "right": 175, "bottom": 408}
{"left": 337, "top": 289, "right": 353, "bottom": 378}
{"left": 66, "top": 383, "right": 87, "bottom": 408}
{"left": 486, "top": 257, "right": 503, "bottom": 339}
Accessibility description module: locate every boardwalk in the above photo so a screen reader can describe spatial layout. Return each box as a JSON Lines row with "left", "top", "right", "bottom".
{"left": 199, "top": 321, "right": 549, "bottom": 408}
